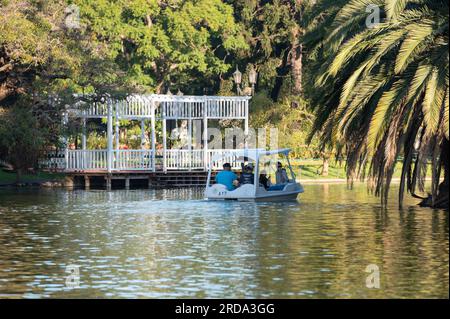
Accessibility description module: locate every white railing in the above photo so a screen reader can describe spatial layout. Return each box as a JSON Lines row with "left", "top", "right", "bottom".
{"left": 206, "top": 98, "right": 247, "bottom": 118}
{"left": 113, "top": 150, "right": 153, "bottom": 170}
{"left": 118, "top": 96, "right": 152, "bottom": 118}
{"left": 69, "top": 95, "right": 250, "bottom": 120}
{"left": 64, "top": 149, "right": 251, "bottom": 171}
{"left": 165, "top": 149, "right": 204, "bottom": 170}
{"left": 79, "top": 102, "right": 108, "bottom": 117}
{"left": 66, "top": 150, "right": 108, "bottom": 170}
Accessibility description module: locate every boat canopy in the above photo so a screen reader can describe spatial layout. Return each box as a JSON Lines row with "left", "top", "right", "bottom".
{"left": 210, "top": 148, "right": 291, "bottom": 163}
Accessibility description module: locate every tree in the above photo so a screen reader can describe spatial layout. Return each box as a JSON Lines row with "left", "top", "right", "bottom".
{"left": 305, "top": 0, "right": 449, "bottom": 208}
{"left": 74, "top": 0, "right": 248, "bottom": 94}
{"left": 0, "top": 101, "right": 54, "bottom": 182}
{"left": 228, "top": 0, "right": 315, "bottom": 100}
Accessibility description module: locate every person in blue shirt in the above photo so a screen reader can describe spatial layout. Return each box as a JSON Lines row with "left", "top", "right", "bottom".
{"left": 215, "top": 163, "right": 238, "bottom": 191}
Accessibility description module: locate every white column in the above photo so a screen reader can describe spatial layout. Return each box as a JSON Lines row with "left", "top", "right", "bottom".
{"left": 162, "top": 103, "right": 167, "bottom": 173}
{"left": 140, "top": 120, "right": 146, "bottom": 149}
{"left": 82, "top": 117, "right": 87, "bottom": 170}
{"left": 203, "top": 97, "right": 208, "bottom": 171}
{"left": 244, "top": 99, "right": 249, "bottom": 150}
{"left": 107, "top": 101, "right": 113, "bottom": 173}
{"left": 63, "top": 111, "right": 69, "bottom": 170}
{"left": 82, "top": 117, "right": 87, "bottom": 150}
{"left": 151, "top": 100, "right": 156, "bottom": 171}
{"left": 188, "top": 117, "right": 192, "bottom": 171}
{"left": 115, "top": 106, "right": 120, "bottom": 150}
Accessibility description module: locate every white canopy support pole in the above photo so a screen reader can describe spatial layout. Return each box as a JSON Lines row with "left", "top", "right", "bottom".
{"left": 107, "top": 101, "right": 113, "bottom": 173}
{"left": 286, "top": 155, "right": 296, "bottom": 182}
{"left": 203, "top": 97, "right": 208, "bottom": 171}
{"left": 253, "top": 156, "right": 260, "bottom": 192}
{"left": 151, "top": 101, "right": 156, "bottom": 171}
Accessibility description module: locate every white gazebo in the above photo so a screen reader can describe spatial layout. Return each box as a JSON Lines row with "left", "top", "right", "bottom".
{"left": 63, "top": 94, "right": 251, "bottom": 173}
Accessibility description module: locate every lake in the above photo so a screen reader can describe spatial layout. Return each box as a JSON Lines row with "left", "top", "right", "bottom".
{"left": 0, "top": 184, "right": 448, "bottom": 298}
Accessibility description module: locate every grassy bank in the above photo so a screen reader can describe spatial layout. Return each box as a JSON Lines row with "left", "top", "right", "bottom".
{"left": 0, "top": 170, "right": 64, "bottom": 185}
{"left": 289, "top": 159, "right": 407, "bottom": 180}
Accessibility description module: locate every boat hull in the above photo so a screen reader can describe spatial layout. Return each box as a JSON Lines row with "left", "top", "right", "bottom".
{"left": 204, "top": 183, "right": 304, "bottom": 202}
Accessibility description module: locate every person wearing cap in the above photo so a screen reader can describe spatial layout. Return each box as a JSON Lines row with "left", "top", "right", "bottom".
{"left": 239, "top": 164, "right": 255, "bottom": 185}
{"left": 275, "top": 161, "right": 289, "bottom": 184}
{"left": 215, "top": 163, "right": 238, "bottom": 191}
{"left": 259, "top": 169, "right": 271, "bottom": 189}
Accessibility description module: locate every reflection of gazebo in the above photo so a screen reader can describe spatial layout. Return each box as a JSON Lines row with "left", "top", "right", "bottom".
{"left": 64, "top": 94, "right": 251, "bottom": 173}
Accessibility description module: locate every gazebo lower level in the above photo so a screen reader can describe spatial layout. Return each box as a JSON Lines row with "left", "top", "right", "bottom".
{"left": 62, "top": 94, "right": 251, "bottom": 174}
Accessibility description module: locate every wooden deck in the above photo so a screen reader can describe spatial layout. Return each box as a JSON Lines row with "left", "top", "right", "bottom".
{"left": 65, "top": 170, "right": 216, "bottom": 189}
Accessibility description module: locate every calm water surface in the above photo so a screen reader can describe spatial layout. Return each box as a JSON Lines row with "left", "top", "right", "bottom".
{"left": 0, "top": 184, "right": 448, "bottom": 298}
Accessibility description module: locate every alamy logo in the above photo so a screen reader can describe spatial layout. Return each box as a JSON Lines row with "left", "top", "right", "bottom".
{"left": 366, "top": 4, "right": 381, "bottom": 28}
{"left": 65, "top": 265, "right": 80, "bottom": 288}
{"left": 65, "top": 4, "right": 81, "bottom": 30}
{"left": 365, "top": 264, "right": 380, "bottom": 289}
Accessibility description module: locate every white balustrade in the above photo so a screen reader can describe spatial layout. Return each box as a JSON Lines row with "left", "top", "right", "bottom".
{"left": 113, "top": 150, "right": 153, "bottom": 170}
{"left": 69, "top": 95, "right": 250, "bottom": 120}
{"left": 61, "top": 149, "right": 251, "bottom": 172}
{"left": 66, "top": 150, "right": 108, "bottom": 170}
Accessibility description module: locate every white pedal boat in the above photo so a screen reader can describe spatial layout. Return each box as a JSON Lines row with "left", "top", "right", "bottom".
{"left": 204, "top": 148, "right": 304, "bottom": 201}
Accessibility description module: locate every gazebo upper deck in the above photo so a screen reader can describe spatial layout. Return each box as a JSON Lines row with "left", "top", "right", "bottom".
{"left": 69, "top": 94, "right": 251, "bottom": 120}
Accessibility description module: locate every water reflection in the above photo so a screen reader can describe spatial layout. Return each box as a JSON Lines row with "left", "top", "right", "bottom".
{"left": 0, "top": 184, "right": 448, "bottom": 298}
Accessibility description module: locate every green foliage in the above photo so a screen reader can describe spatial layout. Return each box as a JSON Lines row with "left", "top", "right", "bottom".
{"left": 305, "top": 0, "right": 449, "bottom": 207}
{"left": 250, "top": 91, "right": 322, "bottom": 158}
{"left": 74, "top": 0, "right": 248, "bottom": 93}
{"left": 0, "top": 102, "right": 52, "bottom": 181}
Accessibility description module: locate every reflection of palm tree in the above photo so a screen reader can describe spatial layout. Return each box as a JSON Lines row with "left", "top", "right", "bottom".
{"left": 306, "top": 0, "right": 448, "bottom": 208}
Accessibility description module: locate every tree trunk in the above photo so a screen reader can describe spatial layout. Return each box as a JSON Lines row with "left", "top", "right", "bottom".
{"left": 16, "top": 168, "right": 22, "bottom": 184}
{"left": 435, "top": 138, "right": 449, "bottom": 209}
{"left": 321, "top": 157, "right": 329, "bottom": 176}
{"left": 290, "top": 26, "right": 303, "bottom": 95}
{"left": 419, "top": 138, "right": 449, "bottom": 209}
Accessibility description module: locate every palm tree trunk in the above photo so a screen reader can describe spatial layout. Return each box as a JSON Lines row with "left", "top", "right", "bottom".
{"left": 435, "top": 138, "right": 449, "bottom": 209}
{"left": 321, "top": 156, "right": 329, "bottom": 176}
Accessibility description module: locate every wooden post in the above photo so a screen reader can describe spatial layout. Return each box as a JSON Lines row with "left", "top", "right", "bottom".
{"left": 84, "top": 175, "right": 90, "bottom": 190}
{"left": 105, "top": 176, "right": 112, "bottom": 190}
{"left": 125, "top": 177, "right": 130, "bottom": 190}
{"left": 107, "top": 100, "right": 113, "bottom": 173}
{"left": 151, "top": 100, "right": 156, "bottom": 171}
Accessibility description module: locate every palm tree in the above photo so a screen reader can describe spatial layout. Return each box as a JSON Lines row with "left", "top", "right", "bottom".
{"left": 304, "top": 0, "right": 448, "bottom": 208}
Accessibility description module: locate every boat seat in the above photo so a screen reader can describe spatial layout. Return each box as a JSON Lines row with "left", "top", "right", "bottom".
{"left": 267, "top": 184, "right": 286, "bottom": 191}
